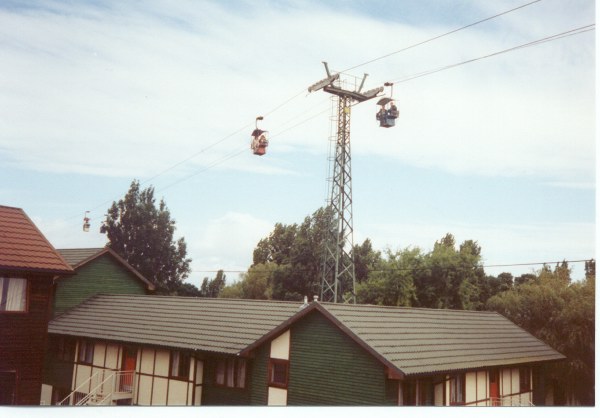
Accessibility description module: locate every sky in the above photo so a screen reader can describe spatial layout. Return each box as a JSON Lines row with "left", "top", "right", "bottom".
{"left": 0, "top": 0, "right": 596, "bottom": 288}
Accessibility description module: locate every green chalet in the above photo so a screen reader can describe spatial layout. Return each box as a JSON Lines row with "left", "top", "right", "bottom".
{"left": 45, "top": 294, "right": 564, "bottom": 406}
{"left": 41, "top": 247, "right": 155, "bottom": 405}
{"left": 53, "top": 247, "right": 156, "bottom": 317}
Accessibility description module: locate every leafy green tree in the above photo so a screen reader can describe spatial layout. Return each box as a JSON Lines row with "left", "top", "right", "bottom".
{"left": 413, "top": 234, "right": 485, "bottom": 309}
{"left": 487, "top": 261, "right": 595, "bottom": 405}
{"left": 239, "top": 264, "right": 274, "bottom": 300}
{"left": 243, "top": 207, "right": 333, "bottom": 301}
{"left": 356, "top": 247, "right": 420, "bottom": 306}
{"left": 353, "top": 239, "right": 382, "bottom": 284}
{"left": 514, "top": 273, "right": 536, "bottom": 286}
{"left": 200, "top": 270, "right": 226, "bottom": 298}
{"left": 220, "top": 281, "right": 243, "bottom": 299}
{"left": 101, "top": 180, "right": 191, "bottom": 294}
{"left": 176, "top": 282, "right": 202, "bottom": 297}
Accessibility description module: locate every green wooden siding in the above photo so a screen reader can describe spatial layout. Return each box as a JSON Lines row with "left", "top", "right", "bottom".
{"left": 286, "top": 310, "right": 397, "bottom": 406}
{"left": 42, "top": 336, "right": 74, "bottom": 390}
{"left": 53, "top": 254, "right": 147, "bottom": 317}
{"left": 249, "top": 343, "right": 269, "bottom": 405}
{"left": 201, "top": 357, "right": 251, "bottom": 405}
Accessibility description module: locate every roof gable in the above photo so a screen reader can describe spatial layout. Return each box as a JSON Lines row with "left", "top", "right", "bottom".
{"left": 57, "top": 247, "right": 155, "bottom": 291}
{"left": 0, "top": 205, "right": 73, "bottom": 274}
{"left": 242, "top": 302, "right": 566, "bottom": 376}
{"left": 321, "top": 303, "right": 565, "bottom": 375}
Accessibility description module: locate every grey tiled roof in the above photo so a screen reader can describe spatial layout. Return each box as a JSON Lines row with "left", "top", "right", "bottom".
{"left": 320, "top": 303, "right": 565, "bottom": 376}
{"left": 48, "top": 294, "right": 302, "bottom": 354}
{"left": 58, "top": 248, "right": 105, "bottom": 267}
{"left": 49, "top": 295, "right": 565, "bottom": 375}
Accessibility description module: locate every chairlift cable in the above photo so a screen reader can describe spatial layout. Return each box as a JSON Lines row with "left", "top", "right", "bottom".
{"left": 389, "top": 24, "right": 595, "bottom": 84}
{"left": 70, "top": 14, "right": 591, "bottom": 227}
{"left": 192, "top": 258, "right": 594, "bottom": 275}
{"left": 341, "top": 0, "right": 544, "bottom": 73}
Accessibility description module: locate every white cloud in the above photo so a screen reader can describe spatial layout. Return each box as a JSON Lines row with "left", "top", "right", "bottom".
{"left": 0, "top": 1, "right": 594, "bottom": 287}
{"left": 0, "top": 1, "right": 593, "bottom": 185}
{"left": 185, "top": 211, "right": 274, "bottom": 280}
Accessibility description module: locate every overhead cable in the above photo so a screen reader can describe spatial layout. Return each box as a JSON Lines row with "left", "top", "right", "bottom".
{"left": 342, "top": 0, "right": 544, "bottom": 73}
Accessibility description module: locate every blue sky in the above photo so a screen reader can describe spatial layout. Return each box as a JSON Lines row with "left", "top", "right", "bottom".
{"left": 0, "top": 0, "right": 595, "bottom": 286}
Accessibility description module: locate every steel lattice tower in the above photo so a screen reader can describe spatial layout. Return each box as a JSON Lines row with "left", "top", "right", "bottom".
{"left": 308, "top": 62, "right": 383, "bottom": 303}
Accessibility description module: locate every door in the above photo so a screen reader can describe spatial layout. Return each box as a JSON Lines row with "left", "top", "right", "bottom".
{"left": 489, "top": 369, "right": 500, "bottom": 406}
{"left": 120, "top": 347, "right": 137, "bottom": 392}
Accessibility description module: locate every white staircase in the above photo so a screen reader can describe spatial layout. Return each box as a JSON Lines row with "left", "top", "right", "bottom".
{"left": 59, "top": 370, "right": 135, "bottom": 406}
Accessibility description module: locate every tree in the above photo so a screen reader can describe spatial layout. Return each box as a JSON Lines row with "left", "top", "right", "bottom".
{"left": 353, "top": 239, "right": 382, "bottom": 284}
{"left": 200, "top": 270, "right": 226, "bottom": 298}
{"left": 176, "top": 282, "right": 202, "bottom": 297}
{"left": 101, "top": 180, "right": 191, "bottom": 294}
{"left": 356, "top": 247, "right": 419, "bottom": 306}
{"left": 242, "top": 264, "right": 282, "bottom": 299}
{"left": 238, "top": 207, "right": 334, "bottom": 301}
{"left": 412, "top": 234, "right": 486, "bottom": 310}
{"left": 487, "top": 261, "right": 595, "bottom": 405}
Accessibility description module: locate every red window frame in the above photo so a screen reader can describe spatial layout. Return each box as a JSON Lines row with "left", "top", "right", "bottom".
{"left": 268, "top": 358, "right": 289, "bottom": 389}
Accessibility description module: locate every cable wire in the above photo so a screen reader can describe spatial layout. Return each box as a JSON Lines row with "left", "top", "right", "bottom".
{"left": 76, "top": 1, "right": 546, "bottom": 222}
{"left": 192, "top": 258, "right": 594, "bottom": 275}
{"left": 342, "top": 0, "right": 544, "bottom": 73}
{"left": 391, "top": 24, "right": 595, "bottom": 84}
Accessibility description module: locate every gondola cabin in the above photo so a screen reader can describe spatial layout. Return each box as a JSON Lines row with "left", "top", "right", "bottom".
{"left": 251, "top": 129, "right": 268, "bottom": 156}
{"left": 376, "top": 97, "right": 399, "bottom": 128}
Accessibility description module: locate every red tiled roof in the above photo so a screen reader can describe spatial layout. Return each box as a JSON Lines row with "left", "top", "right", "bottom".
{"left": 0, "top": 205, "right": 73, "bottom": 274}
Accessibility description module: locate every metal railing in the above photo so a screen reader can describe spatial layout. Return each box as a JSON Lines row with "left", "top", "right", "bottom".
{"left": 489, "top": 394, "right": 534, "bottom": 407}
{"left": 58, "top": 370, "right": 102, "bottom": 405}
{"left": 58, "top": 370, "right": 135, "bottom": 406}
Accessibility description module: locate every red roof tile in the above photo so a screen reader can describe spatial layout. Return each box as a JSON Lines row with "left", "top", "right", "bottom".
{"left": 0, "top": 205, "right": 73, "bottom": 274}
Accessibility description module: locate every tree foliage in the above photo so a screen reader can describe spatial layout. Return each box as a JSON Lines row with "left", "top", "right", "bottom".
{"left": 487, "top": 261, "right": 595, "bottom": 405}
{"left": 101, "top": 180, "right": 191, "bottom": 294}
{"left": 223, "top": 207, "right": 595, "bottom": 405}
{"left": 229, "top": 207, "right": 333, "bottom": 301}
{"left": 200, "top": 270, "right": 226, "bottom": 298}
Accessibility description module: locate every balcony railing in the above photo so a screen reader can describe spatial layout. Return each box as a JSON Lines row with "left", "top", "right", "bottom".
{"left": 58, "top": 370, "right": 135, "bottom": 406}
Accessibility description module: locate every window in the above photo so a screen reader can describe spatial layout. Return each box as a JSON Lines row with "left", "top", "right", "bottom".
{"left": 77, "top": 340, "right": 94, "bottom": 364}
{"left": 519, "top": 367, "right": 531, "bottom": 392}
{"left": 0, "top": 277, "right": 27, "bottom": 312}
{"left": 268, "top": 358, "right": 289, "bottom": 389}
{"left": 57, "top": 337, "right": 76, "bottom": 362}
{"left": 170, "top": 351, "right": 191, "bottom": 379}
{"left": 450, "top": 373, "right": 465, "bottom": 405}
{"left": 214, "top": 358, "right": 246, "bottom": 389}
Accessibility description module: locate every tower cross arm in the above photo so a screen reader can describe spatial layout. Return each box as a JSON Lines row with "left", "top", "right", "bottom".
{"left": 308, "top": 73, "right": 340, "bottom": 93}
{"left": 323, "top": 85, "right": 384, "bottom": 102}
